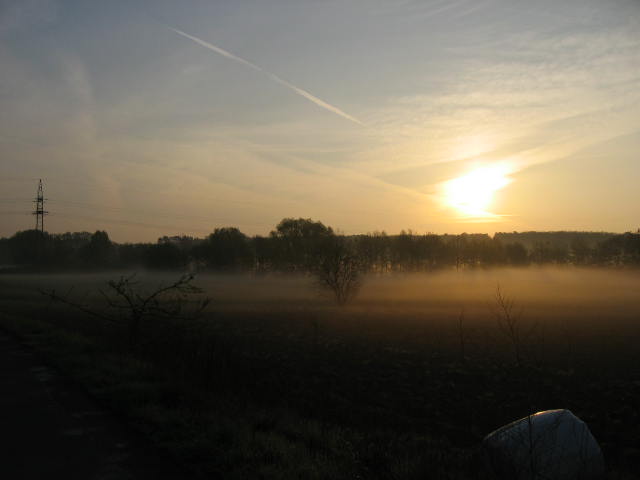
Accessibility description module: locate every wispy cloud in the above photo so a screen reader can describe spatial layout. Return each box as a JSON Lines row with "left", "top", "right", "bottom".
{"left": 360, "top": 21, "right": 640, "bottom": 178}
{"left": 168, "top": 27, "right": 363, "bottom": 126}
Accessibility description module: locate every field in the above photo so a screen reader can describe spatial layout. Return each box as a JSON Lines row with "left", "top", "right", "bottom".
{"left": 1, "top": 268, "right": 639, "bottom": 478}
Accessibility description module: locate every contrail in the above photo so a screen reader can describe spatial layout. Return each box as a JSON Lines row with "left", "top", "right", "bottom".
{"left": 168, "top": 27, "right": 363, "bottom": 125}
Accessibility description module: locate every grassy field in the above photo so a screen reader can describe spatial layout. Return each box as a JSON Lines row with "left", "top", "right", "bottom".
{"left": 1, "top": 268, "right": 639, "bottom": 478}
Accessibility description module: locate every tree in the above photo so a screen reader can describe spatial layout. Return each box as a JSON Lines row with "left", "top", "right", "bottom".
{"left": 42, "top": 273, "right": 209, "bottom": 349}
{"left": 491, "top": 285, "right": 537, "bottom": 367}
{"left": 8, "top": 229, "right": 52, "bottom": 265}
{"left": 194, "top": 227, "right": 253, "bottom": 270}
{"left": 392, "top": 230, "right": 421, "bottom": 271}
{"left": 252, "top": 235, "right": 277, "bottom": 272}
{"left": 355, "top": 231, "right": 390, "bottom": 273}
{"left": 316, "top": 238, "right": 362, "bottom": 305}
{"left": 270, "top": 218, "right": 335, "bottom": 271}
{"left": 0, "top": 237, "right": 10, "bottom": 265}
{"left": 83, "top": 230, "right": 113, "bottom": 267}
{"left": 570, "top": 237, "right": 591, "bottom": 265}
{"left": 145, "top": 242, "right": 185, "bottom": 270}
{"left": 504, "top": 242, "right": 528, "bottom": 266}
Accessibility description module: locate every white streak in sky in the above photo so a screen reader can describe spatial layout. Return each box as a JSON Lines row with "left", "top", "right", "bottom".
{"left": 168, "top": 27, "right": 363, "bottom": 125}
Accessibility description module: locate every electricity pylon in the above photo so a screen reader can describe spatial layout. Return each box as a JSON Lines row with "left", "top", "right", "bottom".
{"left": 32, "top": 179, "right": 48, "bottom": 232}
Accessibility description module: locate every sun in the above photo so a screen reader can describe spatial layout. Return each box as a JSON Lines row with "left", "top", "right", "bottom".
{"left": 442, "top": 164, "right": 512, "bottom": 218}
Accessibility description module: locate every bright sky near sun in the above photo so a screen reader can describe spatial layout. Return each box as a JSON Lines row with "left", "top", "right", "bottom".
{"left": 1, "top": 0, "right": 639, "bottom": 241}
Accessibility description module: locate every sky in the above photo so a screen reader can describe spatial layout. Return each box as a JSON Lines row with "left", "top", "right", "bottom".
{"left": 1, "top": 0, "right": 639, "bottom": 242}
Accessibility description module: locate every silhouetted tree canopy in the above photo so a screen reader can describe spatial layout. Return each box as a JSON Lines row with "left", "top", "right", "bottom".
{"left": 8, "top": 229, "right": 51, "bottom": 265}
{"left": 504, "top": 242, "right": 529, "bottom": 266}
{"left": 145, "top": 242, "right": 184, "bottom": 270}
{"left": 270, "top": 218, "right": 336, "bottom": 271}
{"left": 83, "top": 230, "right": 113, "bottom": 267}
{"left": 1, "top": 222, "right": 638, "bottom": 272}
{"left": 194, "top": 227, "right": 253, "bottom": 270}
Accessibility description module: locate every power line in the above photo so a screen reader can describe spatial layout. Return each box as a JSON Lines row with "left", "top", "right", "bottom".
{"left": 1, "top": 195, "right": 272, "bottom": 229}
{"left": 1, "top": 179, "right": 324, "bottom": 235}
{"left": 50, "top": 212, "right": 270, "bottom": 233}
{"left": 46, "top": 199, "right": 229, "bottom": 224}
{"left": 46, "top": 201, "right": 273, "bottom": 229}
{"left": 0, "top": 198, "right": 33, "bottom": 203}
{"left": 52, "top": 212, "right": 213, "bottom": 233}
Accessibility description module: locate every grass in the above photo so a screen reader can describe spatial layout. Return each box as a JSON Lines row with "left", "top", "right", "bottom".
{"left": 1, "top": 269, "right": 639, "bottom": 478}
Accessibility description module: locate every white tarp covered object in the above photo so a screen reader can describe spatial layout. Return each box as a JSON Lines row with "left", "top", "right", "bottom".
{"left": 482, "top": 409, "right": 605, "bottom": 479}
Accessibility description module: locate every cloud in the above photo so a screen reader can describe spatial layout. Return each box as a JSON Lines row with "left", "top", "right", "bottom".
{"left": 168, "top": 27, "right": 364, "bottom": 126}
{"left": 357, "top": 20, "right": 640, "bottom": 182}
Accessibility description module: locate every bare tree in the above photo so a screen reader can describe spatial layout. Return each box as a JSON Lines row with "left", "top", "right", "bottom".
{"left": 41, "top": 273, "right": 210, "bottom": 348}
{"left": 491, "top": 284, "right": 526, "bottom": 367}
{"left": 316, "top": 245, "right": 363, "bottom": 305}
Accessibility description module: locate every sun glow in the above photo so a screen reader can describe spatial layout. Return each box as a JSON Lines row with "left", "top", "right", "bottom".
{"left": 442, "top": 164, "right": 512, "bottom": 218}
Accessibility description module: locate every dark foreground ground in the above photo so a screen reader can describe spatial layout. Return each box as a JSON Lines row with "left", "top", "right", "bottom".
{"left": 1, "top": 269, "right": 639, "bottom": 479}
{"left": 0, "top": 331, "right": 193, "bottom": 480}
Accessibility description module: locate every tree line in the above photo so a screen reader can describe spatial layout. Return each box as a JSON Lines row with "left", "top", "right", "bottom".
{"left": 1, "top": 218, "right": 639, "bottom": 272}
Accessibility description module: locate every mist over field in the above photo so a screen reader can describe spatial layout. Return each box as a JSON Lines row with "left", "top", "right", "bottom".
{"left": 7, "top": 265, "right": 639, "bottom": 312}
{"left": 5, "top": 266, "right": 640, "bottom": 359}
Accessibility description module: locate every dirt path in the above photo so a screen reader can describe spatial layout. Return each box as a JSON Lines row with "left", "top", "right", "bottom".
{"left": 0, "top": 332, "right": 195, "bottom": 480}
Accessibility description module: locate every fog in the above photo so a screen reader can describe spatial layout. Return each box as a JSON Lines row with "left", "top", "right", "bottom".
{"left": 4, "top": 266, "right": 639, "bottom": 324}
